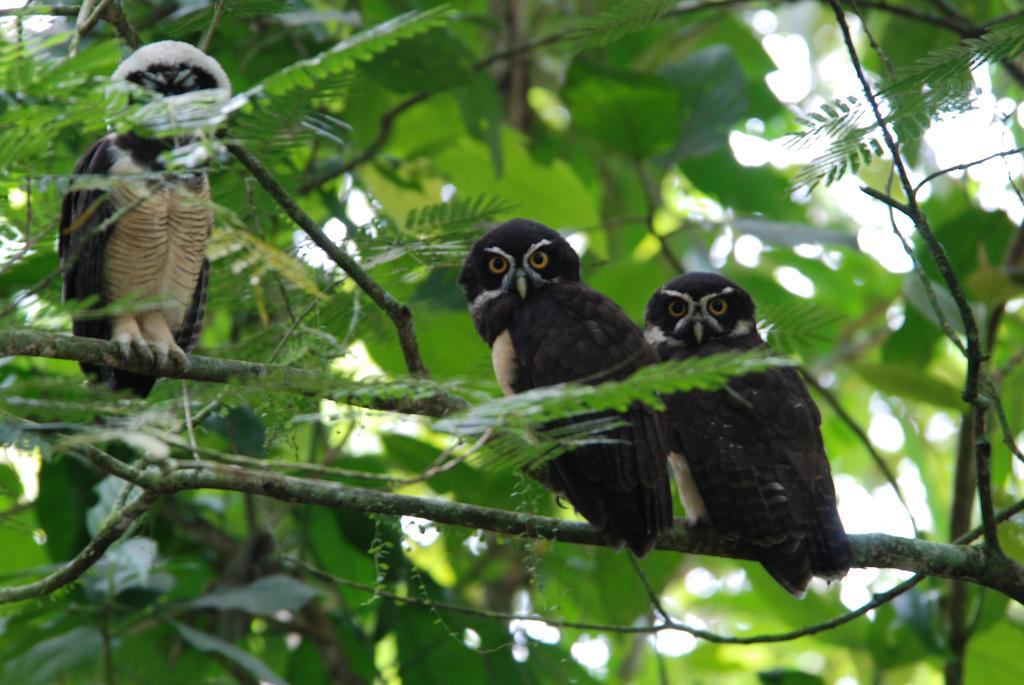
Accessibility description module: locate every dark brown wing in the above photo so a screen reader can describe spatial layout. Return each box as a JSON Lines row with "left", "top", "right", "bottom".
{"left": 509, "top": 282, "right": 672, "bottom": 556}
{"left": 60, "top": 135, "right": 116, "bottom": 379}
{"left": 665, "top": 335, "right": 851, "bottom": 595}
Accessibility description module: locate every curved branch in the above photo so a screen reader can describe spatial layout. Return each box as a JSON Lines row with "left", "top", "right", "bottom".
{"left": 0, "top": 328, "right": 466, "bottom": 417}
{"left": 0, "top": 490, "right": 159, "bottom": 604}
{"left": 288, "top": 556, "right": 925, "bottom": 644}
{"left": 79, "top": 448, "right": 1024, "bottom": 602}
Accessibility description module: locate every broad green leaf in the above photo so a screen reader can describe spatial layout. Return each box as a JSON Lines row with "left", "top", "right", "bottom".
{"left": 660, "top": 45, "right": 749, "bottom": 162}
{"left": 759, "top": 670, "right": 828, "bottom": 685}
{"left": 730, "top": 217, "right": 858, "bottom": 248}
{"left": 563, "top": 61, "right": 680, "bottom": 159}
{"left": 188, "top": 575, "right": 320, "bottom": 615}
{"left": 856, "top": 363, "right": 964, "bottom": 409}
{"left": 0, "top": 626, "right": 102, "bottom": 685}
{"left": 430, "top": 130, "right": 600, "bottom": 229}
{"left": 175, "top": 622, "right": 290, "bottom": 685}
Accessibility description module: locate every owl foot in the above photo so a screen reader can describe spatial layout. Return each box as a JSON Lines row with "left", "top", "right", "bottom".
{"left": 150, "top": 341, "right": 190, "bottom": 375}
{"left": 112, "top": 329, "right": 155, "bottom": 367}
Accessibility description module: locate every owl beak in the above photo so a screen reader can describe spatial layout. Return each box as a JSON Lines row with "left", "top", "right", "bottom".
{"left": 692, "top": 319, "right": 705, "bottom": 344}
{"left": 515, "top": 272, "right": 528, "bottom": 299}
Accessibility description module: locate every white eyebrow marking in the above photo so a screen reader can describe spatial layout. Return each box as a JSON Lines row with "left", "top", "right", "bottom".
{"left": 523, "top": 238, "right": 552, "bottom": 262}
{"left": 698, "top": 288, "right": 732, "bottom": 306}
{"left": 659, "top": 288, "right": 687, "bottom": 298}
{"left": 483, "top": 246, "right": 514, "bottom": 260}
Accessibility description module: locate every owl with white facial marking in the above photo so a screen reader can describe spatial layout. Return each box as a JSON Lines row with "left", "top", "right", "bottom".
{"left": 459, "top": 219, "right": 673, "bottom": 556}
{"left": 59, "top": 41, "right": 230, "bottom": 396}
{"left": 644, "top": 272, "right": 851, "bottom": 595}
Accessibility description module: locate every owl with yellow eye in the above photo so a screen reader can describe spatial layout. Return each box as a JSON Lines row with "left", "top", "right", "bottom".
{"left": 644, "top": 272, "right": 851, "bottom": 596}
{"left": 458, "top": 219, "right": 673, "bottom": 556}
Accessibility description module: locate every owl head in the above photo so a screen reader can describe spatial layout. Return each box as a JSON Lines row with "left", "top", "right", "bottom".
{"left": 113, "top": 41, "right": 231, "bottom": 97}
{"left": 644, "top": 272, "right": 757, "bottom": 349}
{"left": 458, "top": 218, "right": 581, "bottom": 342}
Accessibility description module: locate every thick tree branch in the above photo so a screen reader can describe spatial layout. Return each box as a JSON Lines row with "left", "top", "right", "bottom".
{"left": 0, "top": 328, "right": 465, "bottom": 417}
{"left": 228, "top": 144, "right": 431, "bottom": 378}
{"left": 0, "top": 490, "right": 158, "bottom": 604}
{"left": 830, "top": 1, "right": 1001, "bottom": 554}
{"left": 76, "top": 449, "right": 1024, "bottom": 602}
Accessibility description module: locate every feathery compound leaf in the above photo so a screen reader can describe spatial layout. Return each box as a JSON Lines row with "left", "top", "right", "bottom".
{"left": 404, "top": 194, "right": 516, "bottom": 234}
{"left": 225, "top": 7, "right": 452, "bottom": 152}
{"left": 438, "top": 350, "right": 790, "bottom": 436}
{"left": 790, "top": 20, "right": 1024, "bottom": 188}
{"left": 440, "top": 350, "right": 792, "bottom": 471}
{"left": 760, "top": 301, "right": 844, "bottom": 358}
{"left": 163, "top": 0, "right": 295, "bottom": 37}
{"left": 573, "top": 0, "right": 675, "bottom": 49}
{"left": 257, "top": 6, "right": 455, "bottom": 98}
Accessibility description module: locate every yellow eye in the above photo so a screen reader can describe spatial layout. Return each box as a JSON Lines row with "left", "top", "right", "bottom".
{"left": 667, "top": 299, "right": 688, "bottom": 318}
{"left": 488, "top": 256, "right": 509, "bottom": 274}
{"left": 529, "top": 250, "right": 549, "bottom": 269}
{"left": 708, "top": 297, "right": 728, "bottom": 316}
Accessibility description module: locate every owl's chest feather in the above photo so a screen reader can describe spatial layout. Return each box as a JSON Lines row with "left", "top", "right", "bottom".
{"left": 102, "top": 146, "right": 211, "bottom": 328}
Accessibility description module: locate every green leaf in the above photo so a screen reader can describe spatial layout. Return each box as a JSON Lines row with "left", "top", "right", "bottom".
{"left": 563, "top": 61, "right": 680, "bottom": 158}
{"left": 0, "top": 626, "right": 102, "bottom": 685}
{"left": 659, "top": 45, "right": 749, "bottom": 162}
{"left": 731, "top": 217, "right": 858, "bottom": 248}
{"left": 258, "top": 7, "right": 455, "bottom": 98}
{"left": 438, "top": 350, "right": 792, "bottom": 470}
{"left": 174, "top": 622, "right": 290, "bottom": 685}
{"left": 758, "top": 670, "right": 827, "bottom": 685}
{"left": 572, "top": 0, "right": 675, "bottom": 49}
{"left": 85, "top": 537, "right": 162, "bottom": 598}
{"left": 762, "top": 299, "right": 844, "bottom": 359}
{"left": 856, "top": 363, "right": 963, "bottom": 409}
{"left": 203, "top": 406, "right": 267, "bottom": 457}
{"left": 188, "top": 575, "right": 320, "bottom": 615}
{"left": 430, "top": 130, "right": 600, "bottom": 229}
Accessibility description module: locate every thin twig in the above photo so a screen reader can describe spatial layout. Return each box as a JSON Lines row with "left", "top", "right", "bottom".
{"left": 181, "top": 381, "right": 200, "bottom": 461}
{"left": 198, "top": 0, "right": 227, "bottom": 53}
{"left": 286, "top": 555, "right": 924, "bottom": 643}
{"left": 228, "top": 144, "right": 431, "bottom": 378}
{"left": 914, "top": 146, "right": 1024, "bottom": 194}
{"left": 636, "top": 161, "right": 685, "bottom": 273}
{"left": 70, "top": 0, "right": 116, "bottom": 56}
{"left": 831, "top": 0, "right": 1000, "bottom": 553}
{"left": 0, "top": 491, "right": 158, "bottom": 604}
